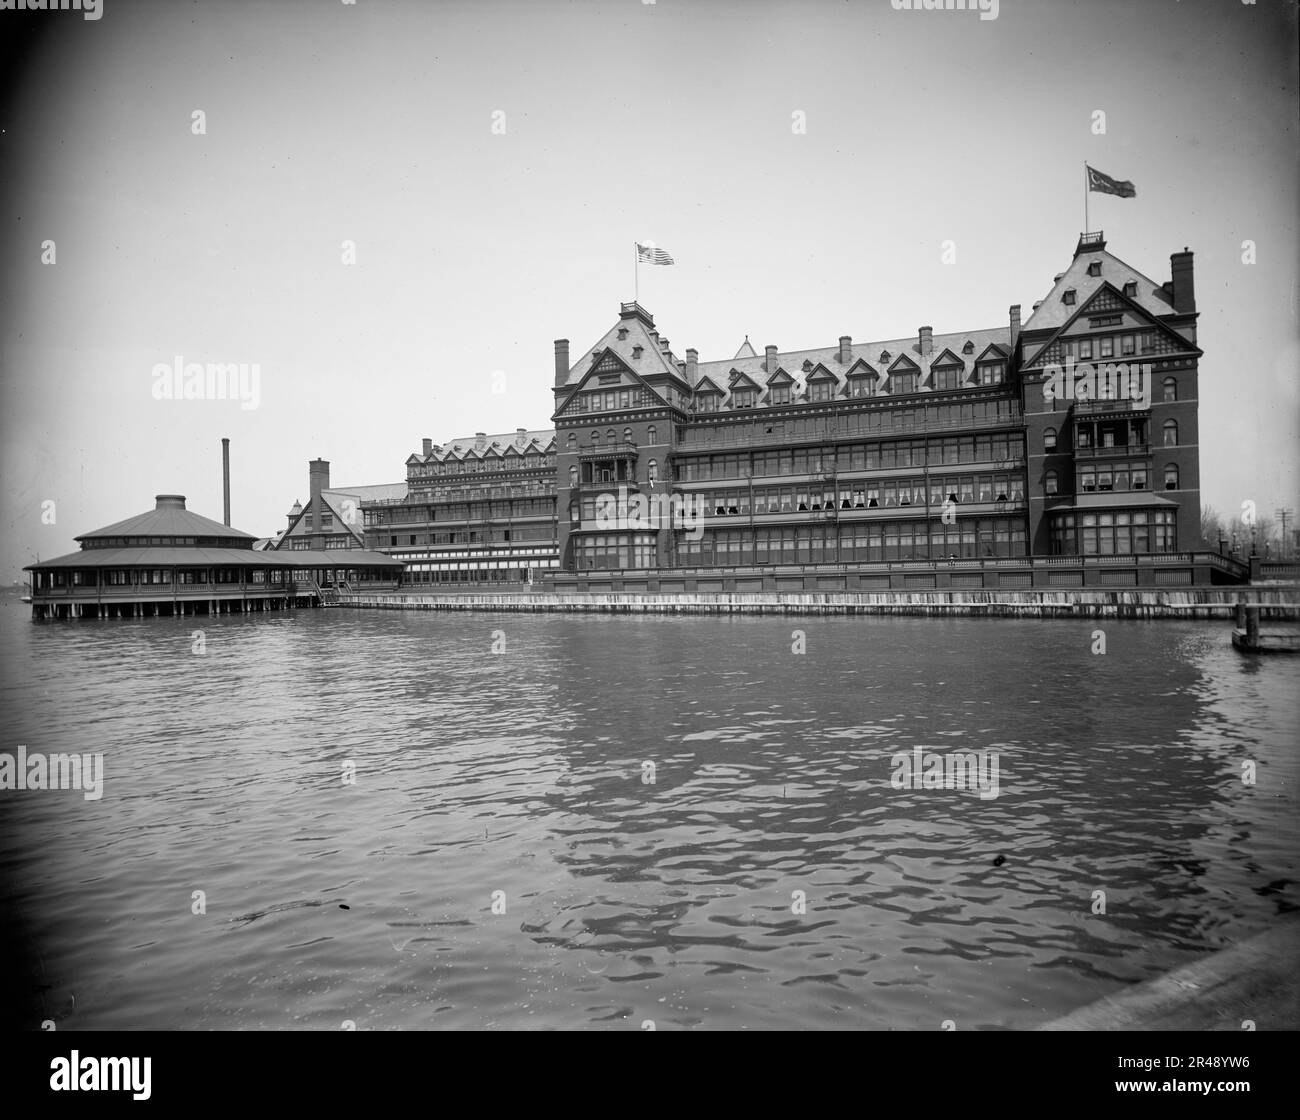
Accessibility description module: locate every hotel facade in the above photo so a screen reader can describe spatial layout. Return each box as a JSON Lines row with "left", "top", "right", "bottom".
{"left": 359, "top": 236, "right": 1240, "bottom": 590}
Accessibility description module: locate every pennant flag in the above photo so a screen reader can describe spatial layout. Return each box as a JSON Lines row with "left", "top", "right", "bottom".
{"left": 637, "top": 242, "right": 675, "bottom": 265}
{"left": 1086, "top": 165, "right": 1136, "bottom": 198}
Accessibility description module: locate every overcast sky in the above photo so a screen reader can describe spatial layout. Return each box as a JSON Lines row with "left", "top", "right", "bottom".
{"left": 2, "top": 0, "right": 1296, "bottom": 577}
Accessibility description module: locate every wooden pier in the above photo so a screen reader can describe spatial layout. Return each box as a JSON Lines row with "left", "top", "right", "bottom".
{"left": 1232, "top": 601, "right": 1300, "bottom": 653}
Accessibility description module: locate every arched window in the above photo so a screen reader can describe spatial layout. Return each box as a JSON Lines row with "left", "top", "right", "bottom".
{"left": 1044, "top": 427, "right": 1057, "bottom": 452}
{"left": 1162, "top": 377, "right": 1177, "bottom": 402}
{"left": 606, "top": 429, "right": 616, "bottom": 445}
{"left": 1164, "top": 465, "right": 1179, "bottom": 490}
{"left": 568, "top": 465, "right": 578, "bottom": 487}
{"left": 1044, "top": 470, "right": 1059, "bottom": 496}
{"left": 624, "top": 427, "right": 633, "bottom": 443}
{"left": 648, "top": 425, "right": 657, "bottom": 444}
{"left": 648, "top": 459, "right": 658, "bottom": 484}
{"left": 1163, "top": 419, "right": 1178, "bottom": 446}
{"left": 567, "top": 433, "right": 577, "bottom": 450}
{"left": 591, "top": 430, "right": 600, "bottom": 446}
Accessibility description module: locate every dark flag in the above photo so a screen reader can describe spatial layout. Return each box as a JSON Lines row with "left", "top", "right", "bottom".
{"left": 1086, "top": 164, "right": 1136, "bottom": 198}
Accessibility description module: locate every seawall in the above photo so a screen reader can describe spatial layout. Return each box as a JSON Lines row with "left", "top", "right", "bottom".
{"left": 336, "top": 587, "right": 1300, "bottom": 619}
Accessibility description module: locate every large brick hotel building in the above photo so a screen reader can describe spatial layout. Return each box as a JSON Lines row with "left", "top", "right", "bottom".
{"left": 361, "top": 235, "right": 1235, "bottom": 590}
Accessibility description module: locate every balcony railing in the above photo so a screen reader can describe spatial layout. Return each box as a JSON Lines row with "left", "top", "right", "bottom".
{"left": 675, "top": 412, "right": 1025, "bottom": 453}
{"left": 1072, "top": 399, "right": 1149, "bottom": 416}
{"left": 1074, "top": 443, "right": 1150, "bottom": 459}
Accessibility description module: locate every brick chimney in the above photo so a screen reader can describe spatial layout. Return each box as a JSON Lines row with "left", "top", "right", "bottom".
{"left": 1170, "top": 248, "right": 1195, "bottom": 313}
{"left": 1009, "top": 304, "right": 1021, "bottom": 346}
{"left": 516, "top": 427, "right": 528, "bottom": 448}
{"left": 765, "top": 345, "right": 778, "bottom": 374}
{"left": 422, "top": 437, "right": 432, "bottom": 456}
{"left": 686, "top": 348, "right": 698, "bottom": 384}
{"left": 838, "top": 335, "right": 852, "bottom": 364}
{"left": 554, "top": 339, "right": 569, "bottom": 386}
{"left": 308, "top": 459, "right": 330, "bottom": 536}
{"left": 918, "top": 326, "right": 933, "bottom": 356}
{"left": 475, "top": 432, "right": 487, "bottom": 452}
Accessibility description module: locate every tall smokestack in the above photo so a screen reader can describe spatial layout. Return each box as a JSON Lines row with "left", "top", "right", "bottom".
{"left": 221, "top": 438, "right": 231, "bottom": 526}
{"left": 554, "top": 339, "right": 570, "bottom": 387}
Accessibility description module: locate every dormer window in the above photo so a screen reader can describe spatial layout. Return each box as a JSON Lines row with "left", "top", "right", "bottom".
{"left": 617, "top": 328, "right": 628, "bottom": 340}
{"left": 808, "top": 381, "right": 831, "bottom": 403}
{"left": 979, "top": 362, "right": 1005, "bottom": 386}
{"left": 769, "top": 384, "right": 791, "bottom": 405}
{"left": 1123, "top": 281, "right": 1137, "bottom": 297}
{"left": 1063, "top": 289, "right": 1077, "bottom": 306}
{"left": 932, "top": 365, "right": 962, "bottom": 391}
{"left": 962, "top": 341, "right": 974, "bottom": 355}
{"left": 1087, "top": 261, "right": 1102, "bottom": 277}
{"left": 880, "top": 351, "right": 891, "bottom": 363}
{"left": 632, "top": 345, "right": 643, "bottom": 359}
{"left": 732, "top": 389, "right": 755, "bottom": 409}
{"left": 801, "top": 360, "right": 813, "bottom": 372}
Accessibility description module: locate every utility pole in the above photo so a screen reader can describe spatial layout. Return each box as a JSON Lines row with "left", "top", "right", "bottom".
{"left": 1276, "top": 508, "right": 1294, "bottom": 558}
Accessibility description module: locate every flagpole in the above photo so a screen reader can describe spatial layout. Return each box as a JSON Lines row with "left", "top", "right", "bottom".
{"left": 1083, "top": 162, "right": 1089, "bottom": 235}
{"left": 634, "top": 243, "right": 639, "bottom": 303}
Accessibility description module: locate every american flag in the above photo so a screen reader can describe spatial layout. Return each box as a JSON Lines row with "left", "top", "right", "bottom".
{"left": 637, "top": 242, "right": 674, "bottom": 265}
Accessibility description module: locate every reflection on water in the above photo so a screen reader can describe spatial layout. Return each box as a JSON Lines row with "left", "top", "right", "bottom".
{"left": 1, "top": 599, "right": 1296, "bottom": 1030}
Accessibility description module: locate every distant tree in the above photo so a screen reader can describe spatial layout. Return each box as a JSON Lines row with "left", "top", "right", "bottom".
{"left": 1200, "top": 505, "right": 1225, "bottom": 550}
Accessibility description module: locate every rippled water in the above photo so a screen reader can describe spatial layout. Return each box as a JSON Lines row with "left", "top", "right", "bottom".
{"left": 1, "top": 595, "right": 1297, "bottom": 1030}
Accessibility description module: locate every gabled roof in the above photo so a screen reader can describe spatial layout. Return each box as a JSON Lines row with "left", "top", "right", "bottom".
{"left": 929, "top": 348, "right": 966, "bottom": 368}
{"left": 414, "top": 429, "right": 556, "bottom": 464}
{"left": 1022, "top": 248, "right": 1178, "bottom": 332}
{"left": 687, "top": 325, "right": 1012, "bottom": 410}
{"left": 1022, "top": 279, "right": 1199, "bottom": 369}
{"left": 559, "top": 309, "right": 684, "bottom": 388}
{"left": 734, "top": 336, "right": 757, "bottom": 359}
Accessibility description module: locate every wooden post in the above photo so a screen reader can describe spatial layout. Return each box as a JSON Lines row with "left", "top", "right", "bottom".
{"left": 1246, "top": 605, "right": 1261, "bottom": 649}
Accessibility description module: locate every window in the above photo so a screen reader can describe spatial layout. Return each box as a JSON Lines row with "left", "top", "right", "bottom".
{"left": 1080, "top": 469, "right": 1095, "bottom": 492}
{"left": 632, "top": 345, "right": 643, "bottom": 358}
{"left": 624, "top": 428, "right": 633, "bottom": 443}
{"left": 1044, "top": 427, "right": 1057, "bottom": 452}
{"left": 1045, "top": 470, "right": 1059, "bottom": 495}
{"left": 1123, "top": 281, "right": 1137, "bottom": 297}
{"left": 849, "top": 377, "right": 875, "bottom": 397}
{"left": 979, "top": 362, "right": 1004, "bottom": 385}
{"left": 617, "top": 328, "right": 628, "bottom": 340}
{"left": 732, "top": 389, "right": 755, "bottom": 408}
{"left": 1087, "top": 262, "right": 1102, "bottom": 277}
{"left": 569, "top": 465, "right": 578, "bottom": 487}
{"left": 1121, "top": 334, "right": 1135, "bottom": 356}
{"left": 1063, "top": 289, "right": 1077, "bottom": 305}
{"left": 1164, "top": 465, "right": 1179, "bottom": 490}
{"left": 1078, "top": 339, "right": 1093, "bottom": 359}
{"left": 648, "top": 459, "right": 658, "bottom": 484}
{"left": 769, "top": 384, "right": 791, "bottom": 405}
{"left": 890, "top": 372, "right": 918, "bottom": 395}
{"left": 1162, "top": 376, "right": 1177, "bottom": 402}
{"left": 1099, "top": 336, "right": 1114, "bottom": 358}
{"left": 809, "top": 381, "right": 831, "bottom": 402}
{"left": 933, "top": 366, "right": 961, "bottom": 391}
{"left": 591, "top": 430, "right": 600, "bottom": 445}
{"left": 697, "top": 393, "right": 718, "bottom": 412}
{"left": 567, "top": 433, "right": 577, "bottom": 450}
{"left": 1163, "top": 420, "right": 1178, "bottom": 446}
{"left": 648, "top": 425, "right": 657, "bottom": 443}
